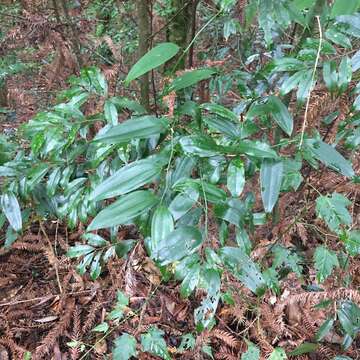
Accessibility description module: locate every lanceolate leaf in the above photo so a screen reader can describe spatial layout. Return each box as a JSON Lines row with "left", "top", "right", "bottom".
{"left": 154, "top": 226, "right": 203, "bottom": 265}
{"left": 125, "top": 43, "right": 179, "bottom": 83}
{"left": 227, "top": 159, "right": 245, "bottom": 197}
{"left": 88, "top": 191, "right": 158, "bottom": 230}
{"left": 314, "top": 246, "right": 339, "bottom": 283}
{"left": 267, "top": 96, "right": 293, "bottom": 136}
{"left": 280, "top": 70, "right": 305, "bottom": 96}
{"left": 150, "top": 205, "right": 174, "bottom": 257}
{"left": 305, "top": 138, "right": 355, "bottom": 178}
{"left": 0, "top": 192, "right": 22, "bottom": 232}
{"left": 219, "top": 247, "right": 266, "bottom": 295}
{"left": 260, "top": 159, "right": 283, "bottom": 213}
{"left": 95, "top": 116, "right": 169, "bottom": 144}
{"left": 90, "top": 159, "right": 162, "bottom": 201}
{"left": 168, "top": 69, "right": 215, "bottom": 92}
{"left": 104, "top": 99, "right": 118, "bottom": 125}
{"left": 179, "top": 135, "right": 222, "bottom": 157}
{"left": 201, "top": 103, "right": 238, "bottom": 122}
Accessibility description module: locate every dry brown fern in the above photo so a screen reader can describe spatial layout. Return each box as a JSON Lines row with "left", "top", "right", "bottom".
{"left": 211, "top": 329, "right": 240, "bottom": 349}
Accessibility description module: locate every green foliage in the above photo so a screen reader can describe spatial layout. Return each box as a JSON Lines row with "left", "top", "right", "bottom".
{"left": 113, "top": 334, "right": 137, "bottom": 360}
{"left": 140, "top": 327, "right": 171, "bottom": 360}
{"left": 314, "top": 246, "right": 339, "bottom": 283}
{"left": 241, "top": 341, "right": 260, "bottom": 360}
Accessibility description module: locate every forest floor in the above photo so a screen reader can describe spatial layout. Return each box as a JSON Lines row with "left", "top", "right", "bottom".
{"left": 0, "top": 6, "right": 360, "bottom": 360}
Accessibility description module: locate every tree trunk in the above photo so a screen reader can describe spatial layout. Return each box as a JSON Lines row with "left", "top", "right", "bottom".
{"left": 136, "top": 0, "right": 151, "bottom": 111}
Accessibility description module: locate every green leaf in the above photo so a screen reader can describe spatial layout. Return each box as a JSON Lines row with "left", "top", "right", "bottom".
{"left": 178, "top": 333, "right": 196, "bottom": 352}
{"left": 125, "top": 43, "right": 179, "bottom": 83}
{"left": 337, "top": 301, "right": 360, "bottom": 339}
{"left": 296, "top": 70, "right": 313, "bottom": 104}
{"left": 95, "top": 115, "right": 169, "bottom": 144}
{"left": 268, "top": 347, "right": 287, "bottom": 360}
{"left": 219, "top": 247, "right": 266, "bottom": 295}
{"left": 83, "top": 233, "right": 108, "bottom": 247}
{"left": 154, "top": 226, "right": 203, "bottom": 265}
{"left": 267, "top": 96, "right": 293, "bottom": 136}
{"left": 236, "top": 140, "right": 278, "bottom": 159}
{"left": 201, "top": 103, "right": 238, "bottom": 122}
{"left": 180, "top": 262, "right": 200, "bottom": 298}
{"left": 108, "top": 291, "right": 129, "bottom": 320}
{"left": 88, "top": 190, "right": 159, "bottom": 230}
{"left": 316, "top": 193, "right": 352, "bottom": 233}
{"left": 227, "top": 159, "right": 245, "bottom": 197}
{"left": 0, "top": 192, "right": 22, "bottom": 232}
{"left": 90, "top": 159, "right": 162, "bottom": 201}
{"left": 169, "top": 188, "right": 199, "bottom": 220}
{"left": 343, "top": 230, "right": 360, "bottom": 256}
{"left": 179, "top": 135, "right": 222, "bottom": 157}
{"left": 331, "top": 0, "right": 360, "bottom": 17}
{"left": 258, "top": 0, "right": 274, "bottom": 46}
{"left": 92, "top": 322, "right": 109, "bottom": 333}
{"left": 315, "top": 317, "right": 335, "bottom": 341}
{"left": 280, "top": 70, "right": 305, "bottom": 96}
{"left": 141, "top": 327, "right": 171, "bottom": 360}
{"left": 241, "top": 341, "right": 260, "bottom": 360}
{"left": 272, "top": 245, "right": 303, "bottom": 276}
{"left": 67, "top": 244, "right": 94, "bottom": 258}
{"left": 325, "top": 27, "right": 352, "bottom": 49}
{"left": 314, "top": 246, "right": 339, "bottom": 283}
{"left": 289, "top": 343, "right": 318, "bottom": 356}
{"left": 260, "top": 159, "right": 283, "bottom": 213}
{"left": 90, "top": 251, "right": 102, "bottom": 280}
{"left": 323, "top": 61, "right": 338, "bottom": 93}
{"left": 168, "top": 69, "right": 215, "bottom": 92}
{"left": 113, "top": 333, "right": 137, "bottom": 360}
{"left": 272, "top": 57, "right": 306, "bottom": 72}
{"left": 104, "top": 100, "right": 118, "bottom": 125}
{"left": 352, "top": 50, "right": 360, "bottom": 71}
{"left": 150, "top": 205, "right": 174, "bottom": 257}
{"left": 305, "top": 138, "right": 355, "bottom": 178}
{"left": 338, "top": 57, "right": 352, "bottom": 93}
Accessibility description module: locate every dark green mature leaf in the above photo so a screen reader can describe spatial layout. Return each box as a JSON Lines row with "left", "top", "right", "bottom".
{"left": 201, "top": 103, "right": 238, "bottom": 122}
{"left": 272, "top": 57, "right": 306, "bottom": 72}
{"left": 267, "top": 96, "right": 293, "bottom": 135}
{"left": 113, "top": 333, "right": 137, "bottom": 360}
{"left": 316, "top": 193, "right": 352, "bottom": 233}
{"left": 169, "top": 188, "right": 199, "bottom": 220}
{"left": 314, "top": 246, "right": 339, "bottom": 283}
{"left": 0, "top": 192, "right": 22, "bottom": 232}
{"left": 141, "top": 327, "right": 171, "bottom": 360}
{"left": 90, "top": 159, "right": 162, "bottom": 201}
{"left": 297, "top": 70, "right": 313, "bottom": 104}
{"left": 227, "top": 159, "right": 245, "bottom": 197}
{"left": 241, "top": 341, "right": 260, "bottom": 360}
{"left": 280, "top": 70, "right": 305, "bottom": 96}
{"left": 325, "top": 27, "right": 352, "bottom": 48}
{"left": 88, "top": 191, "right": 159, "bottom": 230}
{"left": 323, "top": 61, "right": 338, "bottom": 93}
{"left": 154, "top": 226, "right": 203, "bottom": 265}
{"left": 343, "top": 230, "right": 360, "bottom": 256}
{"left": 125, "top": 43, "right": 179, "bottom": 83}
{"left": 337, "top": 301, "right": 360, "bottom": 341}
{"left": 305, "top": 139, "right": 355, "bottom": 178}
{"left": 104, "top": 100, "right": 118, "bottom": 125}
{"left": 315, "top": 317, "right": 335, "bottom": 341}
{"left": 67, "top": 244, "right": 94, "bottom": 258}
{"left": 236, "top": 140, "right": 278, "bottom": 159}
{"left": 95, "top": 116, "right": 168, "bottom": 144}
{"left": 179, "top": 135, "right": 221, "bottom": 157}
{"left": 169, "top": 69, "right": 215, "bottom": 92}
{"left": 352, "top": 50, "right": 360, "bottom": 71}
{"left": 219, "top": 247, "right": 266, "bottom": 295}
{"left": 268, "top": 348, "right": 287, "bottom": 360}
{"left": 180, "top": 262, "right": 200, "bottom": 298}
{"left": 338, "top": 57, "right": 352, "bottom": 93}
{"left": 331, "top": 0, "right": 360, "bottom": 17}
{"left": 260, "top": 159, "right": 283, "bottom": 213}
{"left": 150, "top": 205, "right": 174, "bottom": 258}
{"left": 194, "top": 269, "right": 221, "bottom": 329}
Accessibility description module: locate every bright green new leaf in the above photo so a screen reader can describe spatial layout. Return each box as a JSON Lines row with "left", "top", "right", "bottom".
{"left": 260, "top": 159, "right": 283, "bottom": 213}
{"left": 154, "top": 226, "right": 203, "bottom": 265}
{"left": 305, "top": 138, "right": 355, "bottom": 178}
{"left": 113, "top": 333, "right": 137, "bottom": 360}
{"left": 268, "top": 348, "right": 287, "bottom": 360}
{"left": 94, "top": 116, "right": 168, "bottom": 144}
{"left": 0, "top": 192, "right": 22, "bottom": 232}
{"left": 125, "top": 43, "right": 179, "bottom": 83}
{"left": 92, "top": 322, "right": 109, "bottom": 333}
{"left": 289, "top": 343, "right": 318, "bottom": 356}
{"left": 150, "top": 205, "right": 174, "bottom": 258}
{"left": 88, "top": 190, "right": 159, "bottom": 230}
{"left": 90, "top": 159, "right": 162, "bottom": 201}
{"left": 314, "top": 246, "right": 339, "bottom": 283}
{"left": 316, "top": 193, "right": 352, "bottom": 233}
{"left": 227, "top": 159, "right": 245, "bottom": 197}
{"left": 168, "top": 69, "right": 215, "bottom": 92}
{"left": 267, "top": 96, "right": 293, "bottom": 136}
{"left": 241, "top": 341, "right": 260, "bottom": 360}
